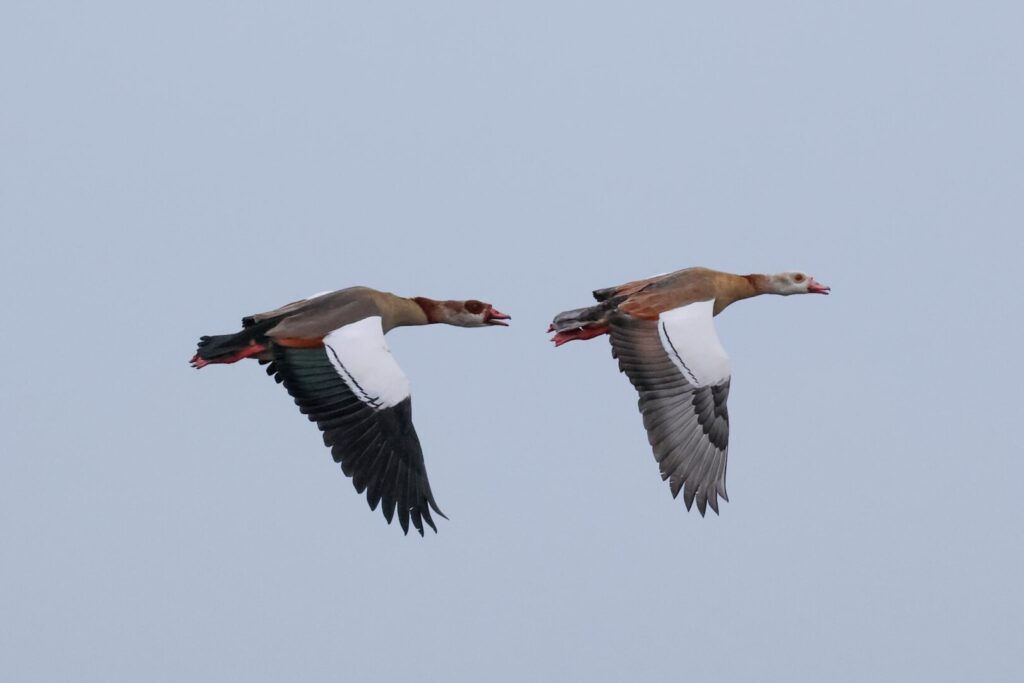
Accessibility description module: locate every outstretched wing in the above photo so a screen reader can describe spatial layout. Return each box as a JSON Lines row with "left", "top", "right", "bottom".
{"left": 609, "top": 300, "right": 732, "bottom": 515}
{"left": 267, "top": 316, "right": 445, "bottom": 535}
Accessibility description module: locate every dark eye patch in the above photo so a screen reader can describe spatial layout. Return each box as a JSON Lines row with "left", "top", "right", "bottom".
{"left": 464, "top": 300, "right": 485, "bottom": 314}
{"left": 794, "top": 274, "right": 805, "bottom": 282}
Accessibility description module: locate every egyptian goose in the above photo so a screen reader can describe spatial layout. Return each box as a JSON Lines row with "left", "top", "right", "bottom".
{"left": 549, "top": 267, "right": 829, "bottom": 515}
{"left": 191, "top": 287, "right": 510, "bottom": 535}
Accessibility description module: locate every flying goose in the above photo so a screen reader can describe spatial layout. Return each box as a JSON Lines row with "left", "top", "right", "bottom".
{"left": 191, "top": 286, "right": 510, "bottom": 535}
{"left": 549, "top": 267, "right": 829, "bottom": 515}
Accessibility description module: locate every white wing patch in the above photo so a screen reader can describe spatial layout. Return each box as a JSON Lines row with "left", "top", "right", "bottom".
{"left": 657, "top": 300, "right": 731, "bottom": 388}
{"left": 323, "top": 316, "right": 411, "bottom": 409}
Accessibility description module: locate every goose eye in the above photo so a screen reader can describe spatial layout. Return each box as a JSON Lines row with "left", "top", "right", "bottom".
{"left": 794, "top": 274, "right": 805, "bottom": 283}
{"left": 464, "top": 300, "right": 485, "bottom": 314}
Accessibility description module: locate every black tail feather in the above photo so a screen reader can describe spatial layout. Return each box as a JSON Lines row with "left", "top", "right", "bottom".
{"left": 195, "top": 333, "right": 245, "bottom": 360}
{"left": 193, "top": 318, "right": 278, "bottom": 363}
{"left": 549, "top": 300, "right": 620, "bottom": 334}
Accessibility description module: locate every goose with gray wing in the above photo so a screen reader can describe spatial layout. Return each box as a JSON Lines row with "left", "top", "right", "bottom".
{"left": 550, "top": 267, "right": 829, "bottom": 515}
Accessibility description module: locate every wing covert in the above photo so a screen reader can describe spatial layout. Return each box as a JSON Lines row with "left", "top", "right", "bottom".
{"left": 266, "top": 316, "right": 444, "bottom": 535}
{"left": 610, "top": 301, "right": 732, "bottom": 515}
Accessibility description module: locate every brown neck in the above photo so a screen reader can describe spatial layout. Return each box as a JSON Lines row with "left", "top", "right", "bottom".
{"left": 713, "top": 273, "right": 767, "bottom": 314}
{"left": 381, "top": 295, "right": 431, "bottom": 328}
{"left": 411, "top": 297, "right": 448, "bottom": 325}
{"left": 412, "top": 296, "right": 485, "bottom": 327}
{"left": 743, "top": 273, "right": 773, "bottom": 296}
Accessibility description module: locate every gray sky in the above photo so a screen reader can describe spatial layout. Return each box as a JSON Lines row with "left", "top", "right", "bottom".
{"left": 2, "top": 2, "right": 1022, "bottom": 681}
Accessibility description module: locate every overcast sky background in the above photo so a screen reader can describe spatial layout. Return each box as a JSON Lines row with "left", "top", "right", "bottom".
{"left": 2, "top": 2, "right": 1022, "bottom": 681}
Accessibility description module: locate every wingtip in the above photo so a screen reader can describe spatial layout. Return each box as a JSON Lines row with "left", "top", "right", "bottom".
{"left": 398, "top": 506, "right": 411, "bottom": 535}
{"left": 423, "top": 510, "right": 438, "bottom": 534}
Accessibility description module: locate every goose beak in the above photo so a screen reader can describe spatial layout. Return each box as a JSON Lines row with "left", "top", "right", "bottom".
{"left": 807, "top": 279, "right": 831, "bottom": 295}
{"left": 485, "top": 307, "right": 511, "bottom": 326}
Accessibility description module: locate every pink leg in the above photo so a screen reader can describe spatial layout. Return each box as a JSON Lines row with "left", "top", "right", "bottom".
{"left": 191, "top": 343, "right": 268, "bottom": 368}
{"left": 552, "top": 324, "right": 610, "bottom": 347}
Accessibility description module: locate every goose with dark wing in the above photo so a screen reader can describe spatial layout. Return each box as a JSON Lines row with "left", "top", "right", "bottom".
{"left": 192, "top": 286, "right": 510, "bottom": 535}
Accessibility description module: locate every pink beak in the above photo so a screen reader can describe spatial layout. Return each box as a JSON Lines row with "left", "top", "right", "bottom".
{"left": 807, "top": 278, "right": 831, "bottom": 295}
{"left": 486, "top": 307, "right": 511, "bottom": 326}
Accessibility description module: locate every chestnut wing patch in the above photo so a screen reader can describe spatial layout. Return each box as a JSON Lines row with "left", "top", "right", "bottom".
{"left": 610, "top": 301, "right": 732, "bottom": 515}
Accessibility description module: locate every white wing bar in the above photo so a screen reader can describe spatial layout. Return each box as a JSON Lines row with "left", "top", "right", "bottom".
{"left": 323, "top": 316, "right": 411, "bottom": 409}
{"left": 657, "top": 300, "right": 731, "bottom": 388}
